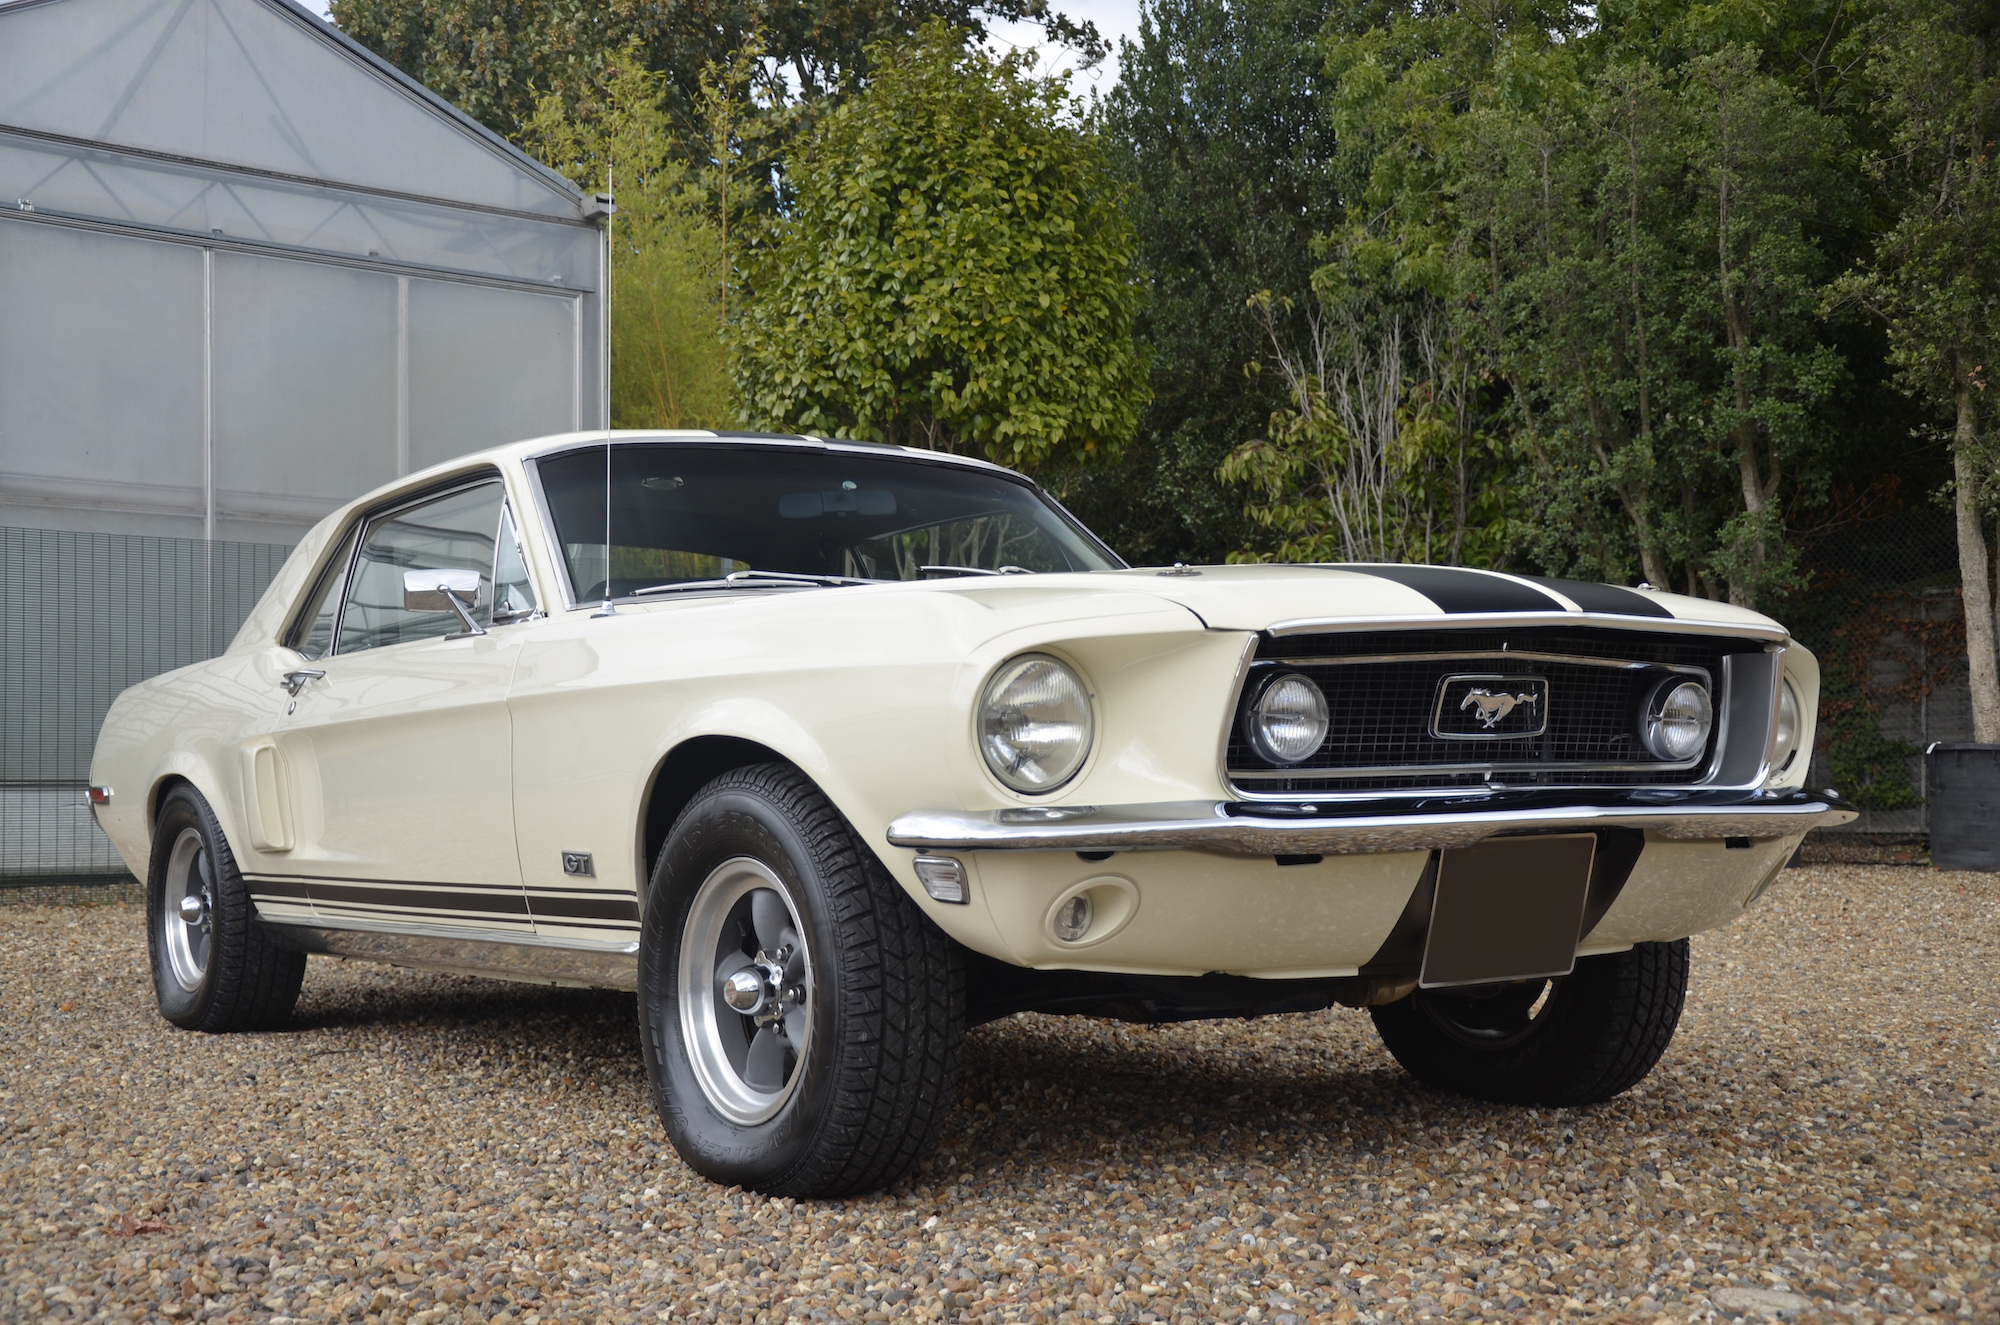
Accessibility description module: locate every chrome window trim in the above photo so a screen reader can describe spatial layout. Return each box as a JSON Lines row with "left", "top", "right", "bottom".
{"left": 520, "top": 447, "right": 585, "bottom": 612}
{"left": 519, "top": 437, "right": 1121, "bottom": 611}
{"left": 487, "top": 496, "right": 544, "bottom": 625}
{"left": 279, "top": 519, "right": 362, "bottom": 658}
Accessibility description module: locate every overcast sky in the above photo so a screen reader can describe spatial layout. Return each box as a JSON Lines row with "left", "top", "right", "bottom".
{"left": 986, "top": 0, "right": 1143, "bottom": 93}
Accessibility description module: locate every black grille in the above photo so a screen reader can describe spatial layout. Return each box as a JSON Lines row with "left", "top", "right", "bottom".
{"left": 1227, "top": 627, "right": 1760, "bottom": 794}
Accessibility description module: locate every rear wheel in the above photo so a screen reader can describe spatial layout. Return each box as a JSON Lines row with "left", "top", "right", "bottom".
{"left": 146, "top": 785, "right": 305, "bottom": 1032}
{"left": 639, "top": 764, "right": 964, "bottom": 1196}
{"left": 1369, "top": 939, "right": 1689, "bottom": 1105}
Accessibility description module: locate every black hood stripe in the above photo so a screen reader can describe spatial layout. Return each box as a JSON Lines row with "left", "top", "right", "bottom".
{"left": 1341, "top": 565, "right": 1567, "bottom": 614}
{"left": 1522, "top": 576, "right": 1675, "bottom": 619}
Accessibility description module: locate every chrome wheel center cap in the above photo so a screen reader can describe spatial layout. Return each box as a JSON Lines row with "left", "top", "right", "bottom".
{"left": 722, "top": 968, "right": 768, "bottom": 1014}
{"left": 178, "top": 893, "right": 208, "bottom": 926}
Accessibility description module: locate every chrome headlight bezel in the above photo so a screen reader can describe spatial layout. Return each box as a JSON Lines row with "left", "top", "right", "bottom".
{"left": 977, "top": 653, "right": 1095, "bottom": 795}
{"left": 1246, "top": 672, "right": 1331, "bottom": 765}
{"left": 1640, "top": 678, "right": 1714, "bottom": 762}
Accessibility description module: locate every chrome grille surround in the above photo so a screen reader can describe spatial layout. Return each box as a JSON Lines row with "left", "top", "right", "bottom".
{"left": 1225, "top": 624, "right": 1779, "bottom": 799}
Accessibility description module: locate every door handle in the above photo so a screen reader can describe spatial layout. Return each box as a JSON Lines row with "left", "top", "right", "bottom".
{"left": 281, "top": 669, "right": 325, "bottom": 697}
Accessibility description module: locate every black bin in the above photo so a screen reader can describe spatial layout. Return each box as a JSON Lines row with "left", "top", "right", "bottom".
{"left": 1927, "top": 743, "right": 2000, "bottom": 871}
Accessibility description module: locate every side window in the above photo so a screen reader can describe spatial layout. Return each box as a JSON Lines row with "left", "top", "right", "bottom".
{"left": 289, "top": 524, "right": 360, "bottom": 661}
{"left": 491, "top": 503, "right": 539, "bottom": 624}
{"left": 336, "top": 480, "right": 505, "bottom": 654}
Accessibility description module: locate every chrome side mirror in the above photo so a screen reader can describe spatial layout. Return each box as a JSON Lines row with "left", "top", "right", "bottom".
{"left": 403, "top": 568, "right": 486, "bottom": 637}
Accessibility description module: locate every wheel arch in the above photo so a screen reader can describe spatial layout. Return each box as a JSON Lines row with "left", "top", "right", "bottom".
{"left": 143, "top": 765, "right": 243, "bottom": 866}
{"left": 147, "top": 771, "right": 195, "bottom": 827}
{"left": 638, "top": 735, "right": 808, "bottom": 882}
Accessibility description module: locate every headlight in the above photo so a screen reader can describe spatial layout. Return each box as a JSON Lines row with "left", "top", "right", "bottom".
{"left": 978, "top": 655, "right": 1093, "bottom": 793}
{"left": 1248, "top": 673, "right": 1330, "bottom": 764}
{"left": 1771, "top": 679, "right": 1802, "bottom": 770}
{"left": 1641, "top": 679, "right": 1713, "bottom": 761}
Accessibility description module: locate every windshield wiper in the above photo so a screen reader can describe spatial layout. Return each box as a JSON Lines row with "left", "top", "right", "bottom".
{"left": 918, "top": 564, "right": 1035, "bottom": 578}
{"left": 632, "top": 569, "right": 872, "bottom": 597}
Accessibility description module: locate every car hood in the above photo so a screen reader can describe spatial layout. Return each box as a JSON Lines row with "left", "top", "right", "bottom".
{"left": 927, "top": 563, "right": 1787, "bottom": 638}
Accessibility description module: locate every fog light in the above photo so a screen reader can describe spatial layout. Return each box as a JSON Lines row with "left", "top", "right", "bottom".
{"left": 1641, "top": 679, "right": 1713, "bottom": 761}
{"left": 1248, "top": 673, "right": 1329, "bottom": 765}
{"left": 1052, "top": 892, "right": 1093, "bottom": 942}
{"left": 913, "top": 855, "right": 968, "bottom": 904}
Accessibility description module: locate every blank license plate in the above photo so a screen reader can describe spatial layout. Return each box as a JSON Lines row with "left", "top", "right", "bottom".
{"left": 1420, "top": 834, "right": 1596, "bottom": 989}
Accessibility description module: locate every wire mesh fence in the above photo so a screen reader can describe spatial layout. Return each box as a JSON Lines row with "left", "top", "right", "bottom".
{"left": 1779, "top": 501, "right": 1970, "bottom": 834}
{"left": 1, "top": 525, "right": 293, "bottom": 880}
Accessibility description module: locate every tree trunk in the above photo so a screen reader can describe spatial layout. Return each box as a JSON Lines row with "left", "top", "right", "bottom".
{"left": 1955, "top": 370, "right": 2000, "bottom": 742}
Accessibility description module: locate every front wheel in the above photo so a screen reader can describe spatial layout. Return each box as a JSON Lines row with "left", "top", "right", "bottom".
{"left": 146, "top": 784, "right": 305, "bottom": 1032}
{"left": 639, "top": 764, "right": 965, "bottom": 1196}
{"left": 1369, "top": 939, "right": 1689, "bottom": 1106}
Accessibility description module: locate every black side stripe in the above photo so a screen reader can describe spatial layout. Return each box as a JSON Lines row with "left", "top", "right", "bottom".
{"left": 268, "top": 879, "right": 531, "bottom": 916}
{"left": 1522, "top": 576, "right": 1675, "bottom": 619}
{"left": 529, "top": 894, "right": 642, "bottom": 923}
{"left": 246, "top": 877, "right": 312, "bottom": 901}
{"left": 312, "top": 903, "right": 534, "bottom": 927}
{"left": 245, "top": 874, "right": 641, "bottom": 925}
{"left": 246, "top": 871, "right": 526, "bottom": 894}
{"left": 1341, "top": 565, "right": 1565, "bottom": 614}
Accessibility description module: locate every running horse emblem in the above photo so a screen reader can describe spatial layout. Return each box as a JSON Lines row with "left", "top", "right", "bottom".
{"left": 1460, "top": 687, "right": 1539, "bottom": 730}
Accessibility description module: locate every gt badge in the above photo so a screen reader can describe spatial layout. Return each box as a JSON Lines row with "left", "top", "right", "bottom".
{"left": 561, "top": 851, "right": 595, "bottom": 877}
{"left": 1432, "top": 675, "right": 1549, "bottom": 739}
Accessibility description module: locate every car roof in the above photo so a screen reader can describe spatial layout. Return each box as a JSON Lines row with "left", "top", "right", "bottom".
{"left": 484, "top": 429, "right": 1024, "bottom": 479}
{"left": 306, "top": 430, "right": 1045, "bottom": 567}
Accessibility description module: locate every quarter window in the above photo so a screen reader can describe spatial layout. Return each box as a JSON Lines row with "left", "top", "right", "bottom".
{"left": 492, "top": 503, "right": 539, "bottom": 622}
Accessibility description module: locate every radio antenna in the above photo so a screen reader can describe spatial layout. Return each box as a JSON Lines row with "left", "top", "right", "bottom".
{"left": 593, "top": 157, "right": 618, "bottom": 618}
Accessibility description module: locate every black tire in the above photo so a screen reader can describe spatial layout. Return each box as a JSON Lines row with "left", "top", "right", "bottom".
{"left": 146, "top": 784, "right": 306, "bottom": 1032}
{"left": 639, "top": 763, "right": 965, "bottom": 1197}
{"left": 1369, "top": 939, "right": 1689, "bottom": 1106}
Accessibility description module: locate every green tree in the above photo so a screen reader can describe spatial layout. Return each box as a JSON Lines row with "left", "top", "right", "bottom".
{"left": 330, "top": 0, "right": 1104, "bottom": 144}
{"left": 732, "top": 24, "right": 1147, "bottom": 467}
{"left": 1842, "top": 0, "right": 2000, "bottom": 736}
{"left": 1056, "top": 0, "right": 1345, "bottom": 565}
{"left": 1316, "top": 0, "right": 1866, "bottom": 603}
{"left": 1676, "top": 45, "right": 1847, "bottom": 604}
{"left": 525, "top": 44, "right": 734, "bottom": 429}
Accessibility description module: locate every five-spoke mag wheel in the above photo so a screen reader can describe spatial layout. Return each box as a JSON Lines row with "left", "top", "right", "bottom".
{"left": 680, "top": 857, "right": 815, "bottom": 1124}
{"left": 639, "top": 763, "right": 965, "bottom": 1197}
{"left": 161, "top": 827, "right": 216, "bottom": 994}
{"left": 146, "top": 784, "right": 304, "bottom": 1032}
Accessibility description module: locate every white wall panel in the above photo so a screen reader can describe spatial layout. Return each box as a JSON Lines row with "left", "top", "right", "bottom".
{"left": 0, "top": 223, "right": 206, "bottom": 531}
{"left": 212, "top": 251, "right": 398, "bottom": 538}
{"left": 407, "top": 279, "right": 578, "bottom": 469}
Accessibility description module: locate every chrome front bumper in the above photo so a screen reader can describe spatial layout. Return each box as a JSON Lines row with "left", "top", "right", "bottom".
{"left": 886, "top": 788, "right": 1856, "bottom": 857}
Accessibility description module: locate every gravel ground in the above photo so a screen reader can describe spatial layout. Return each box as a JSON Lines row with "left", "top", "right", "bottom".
{"left": 3, "top": 864, "right": 1995, "bottom": 1325}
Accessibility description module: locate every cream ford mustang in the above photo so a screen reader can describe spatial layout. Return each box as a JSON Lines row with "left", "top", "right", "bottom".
{"left": 90, "top": 431, "right": 1854, "bottom": 1196}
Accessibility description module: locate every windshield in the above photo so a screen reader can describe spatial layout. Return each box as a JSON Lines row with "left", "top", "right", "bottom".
{"left": 534, "top": 443, "right": 1121, "bottom": 602}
